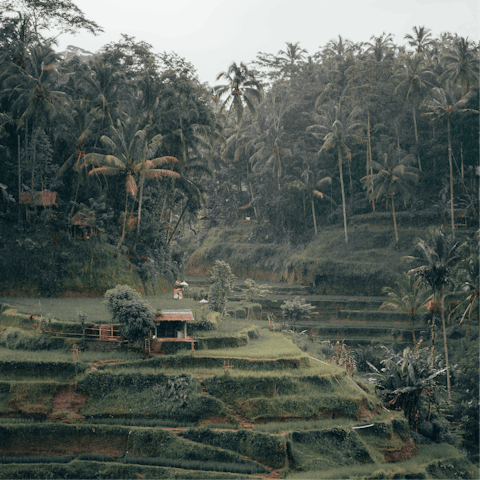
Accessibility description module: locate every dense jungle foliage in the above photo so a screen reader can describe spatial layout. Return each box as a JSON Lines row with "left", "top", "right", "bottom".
{"left": 0, "top": 1, "right": 478, "bottom": 297}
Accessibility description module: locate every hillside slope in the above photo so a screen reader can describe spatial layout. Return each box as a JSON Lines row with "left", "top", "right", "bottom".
{"left": 183, "top": 215, "right": 469, "bottom": 296}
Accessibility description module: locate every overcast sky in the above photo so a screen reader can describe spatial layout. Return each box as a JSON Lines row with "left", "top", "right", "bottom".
{"left": 57, "top": 0, "right": 479, "bottom": 86}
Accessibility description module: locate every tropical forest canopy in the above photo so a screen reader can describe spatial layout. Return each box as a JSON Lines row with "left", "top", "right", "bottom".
{"left": 0, "top": 0, "right": 478, "bottom": 295}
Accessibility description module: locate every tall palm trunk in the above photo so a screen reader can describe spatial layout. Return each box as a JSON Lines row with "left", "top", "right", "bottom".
{"left": 338, "top": 147, "right": 348, "bottom": 244}
{"left": 367, "top": 111, "right": 375, "bottom": 212}
{"left": 410, "top": 314, "right": 417, "bottom": 346}
{"left": 440, "top": 285, "right": 452, "bottom": 401}
{"left": 116, "top": 193, "right": 129, "bottom": 251}
{"left": 134, "top": 174, "right": 145, "bottom": 250}
{"left": 447, "top": 118, "right": 455, "bottom": 237}
{"left": 391, "top": 194, "right": 399, "bottom": 242}
{"left": 412, "top": 106, "right": 422, "bottom": 172}
{"left": 311, "top": 197, "right": 317, "bottom": 235}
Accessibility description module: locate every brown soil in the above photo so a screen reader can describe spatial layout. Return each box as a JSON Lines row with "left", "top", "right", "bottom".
{"left": 48, "top": 386, "right": 89, "bottom": 418}
{"left": 384, "top": 440, "right": 418, "bottom": 463}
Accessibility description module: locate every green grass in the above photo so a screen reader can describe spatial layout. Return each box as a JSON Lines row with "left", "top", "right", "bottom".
{"left": 286, "top": 444, "right": 473, "bottom": 479}
{"left": 197, "top": 332, "right": 305, "bottom": 359}
{"left": 0, "top": 346, "right": 142, "bottom": 363}
{"left": 252, "top": 412, "right": 392, "bottom": 433}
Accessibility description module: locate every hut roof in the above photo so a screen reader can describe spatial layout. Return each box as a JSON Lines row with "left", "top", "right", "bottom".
{"left": 154, "top": 309, "right": 194, "bottom": 323}
{"left": 72, "top": 211, "right": 95, "bottom": 226}
{"left": 19, "top": 191, "right": 57, "bottom": 206}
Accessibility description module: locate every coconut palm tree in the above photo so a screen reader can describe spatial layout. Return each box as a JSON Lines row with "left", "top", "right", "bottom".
{"left": 404, "top": 26, "right": 435, "bottom": 54}
{"left": 249, "top": 122, "right": 291, "bottom": 184}
{"left": 406, "top": 228, "right": 462, "bottom": 401}
{"left": 364, "top": 32, "right": 395, "bottom": 63}
{"left": 421, "top": 85, "right": 479, "bottom": 236}
{"left": 449, "top": 239, "right": 479, "bottom": 336}
{"left": 213, "top": 62, "right": 263, "bottom": 124}
{"left": 3, "top": 43, "right": 70, "bottom": 190}
{"left": 361, "top": 146, "right": 419, "bottom": 242}
{"left": 277, "top": 42, "right": 308, "bottom": 64}
{"left": 84, "top": 118, "right": 179, "bottom": 250}
{"left": 307, "top": 103, "right": 363, "bottom": 243}
{"left": 441, "top": 36, "right": 479, "bottom": 96}
{"left": 381, "top": 272, "right": 430, "bottom": 346}
{"left": 80, "top": 59, "right": 123, "bottom": 129}
{"left": 286, "top": 165, "right": 335, "bottom": 235}
{"left": 391, "top": 54, "right": 436, "bottom": 172}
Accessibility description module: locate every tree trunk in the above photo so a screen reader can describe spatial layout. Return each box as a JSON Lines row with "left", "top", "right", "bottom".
{"left": 249, "top": 182, "right": 258, "bottom": 218}
{"left": 440, "top": 285, "right": 452, "bottom": 401}
{"left": 367, "top": 110, "right": 375, "bottom": 212}
{"left": 447, "top": 118, "right": 455, "bottom": 237}
{"left": 412, "top": 106, "right": 422, "bottom": 172}
{"left": 311, "top": 197, "right": 317, "bottom": 235}
{"left": 391, "top": 194, "right": 398, "bottom": 243}
{"left": 167, "top": 199, "right": 190, "bottom": 246}
{"left": 17, "top": 135, "right": 21, "bottom": 222}
{"left": 134, "top": 173, "right": 145, "bottom": 250}
{"left": 460, "top": 141, "right": 464, "bottom": 181}
{"left": 411, "top": 315, "right": 417, "bottom": 346}
{"left": 116, "top": 192, "right": 129, "bottom": 251}
{"left": 338, "top": 148, "right": 348, "bottom": 244}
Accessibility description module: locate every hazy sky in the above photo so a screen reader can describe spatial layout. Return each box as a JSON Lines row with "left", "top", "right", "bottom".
{"left": 57, "top": 0, "right": 479, "bottom": 86}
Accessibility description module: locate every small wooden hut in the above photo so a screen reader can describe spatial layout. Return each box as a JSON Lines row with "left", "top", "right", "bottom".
{"left": 146, "top": 309, "right": 196, "bottom": 354}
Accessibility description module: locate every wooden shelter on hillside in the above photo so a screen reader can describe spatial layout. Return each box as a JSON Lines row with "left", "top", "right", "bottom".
{"left": 71, "top": 211, "right": 96, "bottom": 239}
{"left": 145, "top": 309, "right": 196, "bottom": 354}
{"left": 19, "top": 191, "right": 58, "bottom": 218}
{"left": 19, "top": 191, "right": 58, "bottom": 207}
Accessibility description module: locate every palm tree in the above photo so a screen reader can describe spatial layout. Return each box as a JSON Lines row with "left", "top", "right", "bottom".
{"left": 406, "top": 228, "right": 462, "bottom": 401}
{"left": 391, "top": 54, "right": 436, "bottom": 171}
{"left": 364, "top": 32, "right": 395, "bottom": 63}
{"left": 286, "top": 166, "right": 334, "bottom": 235}
{"left": 450, "top": 240, "right": 479, "bottom": 336}
{"left": 249, "top": 122, "right": 291, "bottom": 184}
{"left": 277, "top": 42, "right": 307, "bottom": 64}
{"left": 421, "top": 86, "right": 479, "bottom": 236}
{"left": 3, "top": 43, "right": 69, "bottom": 190}
{"left": 80, "top": 59, "right": 123, "bottom": 129}
{"left": 381, "top": 272, "right": 430, "bottom": 346}
{"left": 361, "top": 146, "right": 419, "bottom": 242}
{"left": 307, "top": 104, "right": 363, "bottom": 243}
{"left": 84, "top": 118, "right": 179, "bottom": 250}
{"left": 320, "top": 35, "right": 357, "bottom": 62}
{"left": 213, "top": 62, "right": 263, "bottom": 124}
{"left": 441, "top": 36, "right": 479, "bottom": 96}
{"left": 404, "top": 26, "right": 435, "bottom": 54}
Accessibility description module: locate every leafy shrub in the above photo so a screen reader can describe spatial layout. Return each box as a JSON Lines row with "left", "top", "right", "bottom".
{"left": 208, "top": 261, "right": 234, "bottom": 315}
{"left": 103, "top": 285, "right": 155, "bottom": 344}
{"left": 281, "top": 297, "right": 315, "bottom": 331}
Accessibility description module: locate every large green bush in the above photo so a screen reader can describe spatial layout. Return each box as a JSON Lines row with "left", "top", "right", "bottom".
{"left": 104, "top": 285, "right": 155, "bottom": 344}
